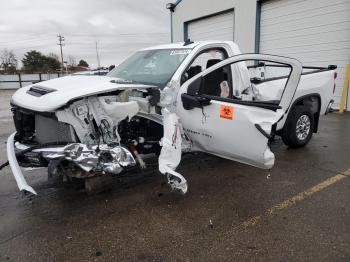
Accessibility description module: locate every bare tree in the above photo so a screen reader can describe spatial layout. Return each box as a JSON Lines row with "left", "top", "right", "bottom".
{"left": 68, "top": 55, "right": 76, "bottom": 67}
{"left": 0, "top": 49, "right": 18, "bottom": 73}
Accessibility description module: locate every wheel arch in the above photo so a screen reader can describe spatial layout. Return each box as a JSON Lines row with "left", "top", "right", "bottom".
{"left": 287, "top": 93, "right": 321, "bottom": 133}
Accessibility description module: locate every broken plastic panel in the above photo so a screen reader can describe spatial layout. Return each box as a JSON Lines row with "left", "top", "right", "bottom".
{"left": 158, "top": 109, "right": 188, "bottom": 194}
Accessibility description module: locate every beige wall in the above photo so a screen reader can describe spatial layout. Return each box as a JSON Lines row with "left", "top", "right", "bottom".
{"left": 172, "top": 0, "right": 257, "bottom": 53}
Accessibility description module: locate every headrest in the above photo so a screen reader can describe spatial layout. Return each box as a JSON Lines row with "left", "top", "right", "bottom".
{"left": 206, "top": 59, "right": 222, "bottom": 69}
{"left": 187, "top": 65, "right": 202, "bottom": 75}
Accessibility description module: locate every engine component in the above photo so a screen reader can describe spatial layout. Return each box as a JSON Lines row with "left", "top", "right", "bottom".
{"left": 56, "top": 96, "right": 140, "bottom": 145}
{"left": 129, "top": 143, "right": 146, "bottom": 168}
{"left": 118, "top": 117, "right": 163, "bottom": 155}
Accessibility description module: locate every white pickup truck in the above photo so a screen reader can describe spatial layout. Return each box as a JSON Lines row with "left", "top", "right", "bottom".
{"left": 4, "top": 41, "right": 337, "bottom": 195}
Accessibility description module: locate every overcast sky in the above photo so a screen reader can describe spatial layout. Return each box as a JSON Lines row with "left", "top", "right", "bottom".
{"left": 0, "top": 0, "right": 170, "bottom": 68}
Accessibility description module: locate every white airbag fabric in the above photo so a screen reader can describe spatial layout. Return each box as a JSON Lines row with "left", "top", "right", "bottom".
{"left": 99, "top": 99, "right": 139, "bottom": 122}
{"left": 158, "top": 109, "right": 187, "bottom": 193}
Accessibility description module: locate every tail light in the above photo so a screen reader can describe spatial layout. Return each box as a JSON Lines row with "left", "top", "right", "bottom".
{"left": 333, "top": 72, "right": 337, "bottom": 94}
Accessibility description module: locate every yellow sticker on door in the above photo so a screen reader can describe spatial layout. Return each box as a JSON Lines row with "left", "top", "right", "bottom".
{"left": 220, "top": 105, "right": 234, "bottom": 120}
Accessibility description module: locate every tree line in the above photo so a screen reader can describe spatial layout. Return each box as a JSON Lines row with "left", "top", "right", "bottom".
{"left": 0, "top": 49, "right": 89, "bottom": 74}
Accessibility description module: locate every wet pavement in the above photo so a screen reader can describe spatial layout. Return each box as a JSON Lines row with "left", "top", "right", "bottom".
{"left": 0, "top": 90, "right": 349, "bottom": 261}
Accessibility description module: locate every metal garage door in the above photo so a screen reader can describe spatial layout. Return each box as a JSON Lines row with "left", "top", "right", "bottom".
{"left": 187, "top": 10, "right": 234, "bottom": 42}
{"left": 260, "top": 0, "right": 350, "bottom": 109}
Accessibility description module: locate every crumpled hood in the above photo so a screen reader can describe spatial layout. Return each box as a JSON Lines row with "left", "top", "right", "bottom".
{"left": 11, "top": 75, "right": 156, "bottom": 112}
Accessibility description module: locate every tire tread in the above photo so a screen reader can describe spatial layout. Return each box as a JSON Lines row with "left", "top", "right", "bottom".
{"left": 281, "top": 105, "right": 314, "bottom": 148}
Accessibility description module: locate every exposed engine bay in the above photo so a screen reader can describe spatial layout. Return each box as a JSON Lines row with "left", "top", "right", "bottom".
{"left": 9, "top": 87, "right": 188, "bottom": 195}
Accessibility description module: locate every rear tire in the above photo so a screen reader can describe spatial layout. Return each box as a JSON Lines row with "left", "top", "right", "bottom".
{"left": 282, "top": 105, "right": 314, "bottom": 148}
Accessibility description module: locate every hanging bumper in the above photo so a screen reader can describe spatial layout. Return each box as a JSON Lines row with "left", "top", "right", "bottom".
{"left": 6, "top": 132, "right": 137, "bottom": 195}
{"left": 7, "top": 132, "right": 37, "bottom": 195}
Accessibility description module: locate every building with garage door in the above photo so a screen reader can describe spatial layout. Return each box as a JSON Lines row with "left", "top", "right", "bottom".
{"left": 166, "top": 0, "right": 350, "bottom": 109}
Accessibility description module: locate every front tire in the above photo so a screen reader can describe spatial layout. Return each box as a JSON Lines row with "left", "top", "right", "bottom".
{"left": 282, "top": 105, "right": 314, "bottom": 148}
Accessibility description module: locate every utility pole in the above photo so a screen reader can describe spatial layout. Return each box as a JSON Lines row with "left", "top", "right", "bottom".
{"left": 57, "top": 34, "right": 65, "bottom": 73}
{"left": 95, "top": 41, "right": 101, "bottom": 69}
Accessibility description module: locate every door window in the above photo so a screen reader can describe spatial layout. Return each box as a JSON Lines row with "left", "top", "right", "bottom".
{"left": 199, "top": 60, "right": 292, "bottom": 104}
{"left": 182, "top": 48, "right": 228, "bottom": 84}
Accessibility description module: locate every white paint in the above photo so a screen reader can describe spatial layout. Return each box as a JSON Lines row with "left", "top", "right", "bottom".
{"left": 11, "top": 75, "right": 156, "bottom": 112}
{"left": 260, "top": 0, "right": 350, "bottom": 109}
{"left": 6, "top": 132, "right": 37, "bottom": 195}
{"left": 176, "top": 54, "right": 302, "bottom": 169}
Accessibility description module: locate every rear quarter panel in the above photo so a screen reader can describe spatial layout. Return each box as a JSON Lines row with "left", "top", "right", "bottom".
{"left": 277, "top": 70, "right": 335, "bottom": 130}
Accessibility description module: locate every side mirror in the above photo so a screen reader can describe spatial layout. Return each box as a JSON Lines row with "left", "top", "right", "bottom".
{"left": 181, "top": 76, "right": 211, "bottom": 110}
{"left": 181, "top": 93, "right": 211, "bottom": 110}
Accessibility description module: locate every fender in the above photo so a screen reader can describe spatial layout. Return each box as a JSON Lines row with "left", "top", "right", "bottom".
{"left": 286, "top": 93, "right": 321, "bottom": 133}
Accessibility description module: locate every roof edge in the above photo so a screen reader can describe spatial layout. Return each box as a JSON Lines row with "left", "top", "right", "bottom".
{"left": 174, "top": 0, "right": 183, "bottom": 8}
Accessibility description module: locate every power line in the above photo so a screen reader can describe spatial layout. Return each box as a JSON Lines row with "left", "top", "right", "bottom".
{"left": 0, "top": 32, "right": 169, "bottom": 46}
{"left": 2, "top": 43, "right": 58, "bottom": 51}
{"left": 0, "top": 36, "right": 54, "bottom": 45}
{"left": 0, "top": 32, "right": 168, "bottom": 39}
{"left": 57, "top": 34, "right": 65, "bottom": 73}
{"left": 64, "top": 32, "right": 169, "bottom": 37}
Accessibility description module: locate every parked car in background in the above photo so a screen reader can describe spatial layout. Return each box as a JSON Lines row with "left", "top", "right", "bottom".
{"left": 72, "top": 69, "right": 110, "bottom": 76}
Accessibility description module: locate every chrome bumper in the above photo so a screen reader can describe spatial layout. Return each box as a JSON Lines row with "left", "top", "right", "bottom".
{"left": 6, "top": 132, "right": 136, "bottom": 195}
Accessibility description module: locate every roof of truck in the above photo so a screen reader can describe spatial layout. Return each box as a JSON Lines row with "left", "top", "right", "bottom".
{"left": 141, "top": 40, "right": 236, "bottom": 50}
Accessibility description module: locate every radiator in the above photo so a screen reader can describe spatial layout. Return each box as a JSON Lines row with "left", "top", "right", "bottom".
{"left": 35, "top": 115, "right": 77, "bottom": 144}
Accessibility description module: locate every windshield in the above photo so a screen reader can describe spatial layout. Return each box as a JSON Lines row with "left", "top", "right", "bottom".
{"left": 107, "top": 49, "right": 191, "bottom": 87}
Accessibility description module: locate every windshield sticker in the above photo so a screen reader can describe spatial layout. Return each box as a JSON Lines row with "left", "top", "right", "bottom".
{"left": 220, "top": 105, "right": 234, "bottom": 120}
{"left": 170, "top": 50, "right": 191, "bottom": 56}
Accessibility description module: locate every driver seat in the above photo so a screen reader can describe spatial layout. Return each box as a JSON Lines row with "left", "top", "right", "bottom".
{"left": 200, "top": 59, "right": 224, "bottom": 96}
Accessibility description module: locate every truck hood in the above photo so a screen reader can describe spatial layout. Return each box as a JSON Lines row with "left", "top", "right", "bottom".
{"left": 11, "top": 75, "right": 156, "bottom": 112}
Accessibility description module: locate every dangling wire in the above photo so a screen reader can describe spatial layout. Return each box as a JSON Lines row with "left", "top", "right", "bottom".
{"left": 201, "top": 106, "right": 207, "bottom": 124}
{"left": 172, "top": 123, "right": 178, "bottom": 148}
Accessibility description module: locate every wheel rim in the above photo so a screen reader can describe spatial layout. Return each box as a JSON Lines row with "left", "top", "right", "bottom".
{"left": 296, "top": 114, "right": 311, "bottom": 140}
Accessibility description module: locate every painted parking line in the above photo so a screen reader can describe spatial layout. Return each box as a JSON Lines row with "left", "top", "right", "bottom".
{"left": 239, "top": 168, "right": 350, "bottom": 229}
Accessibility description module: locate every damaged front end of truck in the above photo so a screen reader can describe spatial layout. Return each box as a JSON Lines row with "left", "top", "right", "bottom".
{"left": 7, "top": 80, "right": 188, "bottom": 195}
